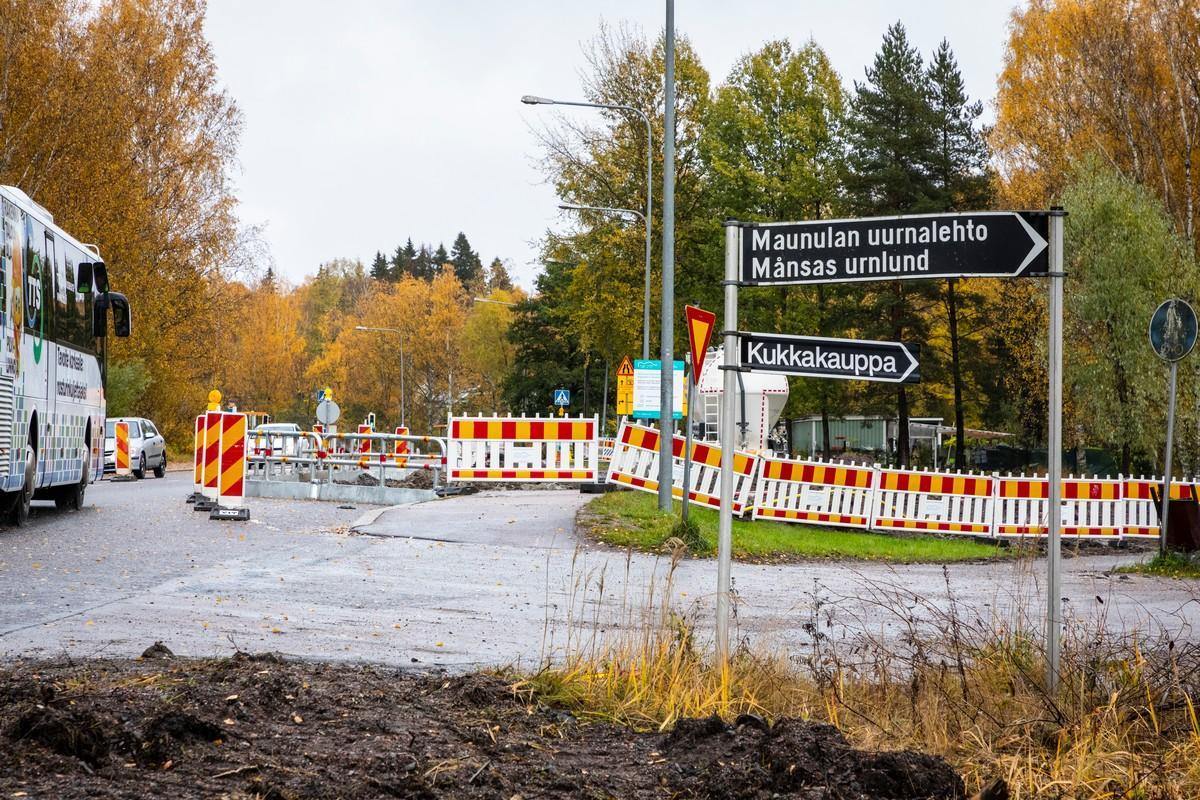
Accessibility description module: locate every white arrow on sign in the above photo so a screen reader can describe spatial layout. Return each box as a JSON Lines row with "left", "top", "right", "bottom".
{"left": 739, "top": 331, "right": 920, "bottom": 384}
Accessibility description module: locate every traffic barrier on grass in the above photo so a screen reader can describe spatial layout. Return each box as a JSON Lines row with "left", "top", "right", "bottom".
{"left": 752, "top": 456, "right": 874, "bottom": 528}
{"left": 605, "top": 420, "right": 759, "bottom": 514}
{"left": 1123, "top": 477, "right": 1196, "bottom": 539}
{"left": 114, "top": 421, "right": 130, "bottom": 476}
{"left": 871, "top": 467, "right": 994, "bottom": 535}
{"left": 447, "top": 415, "right": 599, "bottom": 481}
{"left": 994, "top": 474, "right": 1123, "bottom": 538}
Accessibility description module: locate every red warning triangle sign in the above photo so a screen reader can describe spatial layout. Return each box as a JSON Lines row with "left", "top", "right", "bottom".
{"left": 685, "top": 305, "right": 717, "bottom": 378}
{"left": 616, "top": 355, "right": 634, "bottom": 376}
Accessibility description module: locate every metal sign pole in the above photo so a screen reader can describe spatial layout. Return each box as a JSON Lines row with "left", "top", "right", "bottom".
{"left": 716, "top": 221, "right": 739, "bottom": 666}
{"left": 1160, "top": 360, "right": 1179, "bottom": 556}
{"left": 1046, "top": 207, "right": 1065, "bottom": 693}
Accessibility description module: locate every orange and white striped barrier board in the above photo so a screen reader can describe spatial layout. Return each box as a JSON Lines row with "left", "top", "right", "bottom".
{"left": 605, "top": 420, "right": 759, "bottom": 514}
{"left": 994, "top": 474, "right": 1122, "bottom": 538}
{"left": 447, "top": 414, "right": 598, "bottom": 481}
{"left": 751, "top": 455, "right": 874, "bottom": 528}
{"left": 1123, "top": 477, "right": 1195, "bottom": 539}
{"left": 114, "top": 421, "right": 131, "bottom": 476}
{"left": 872, "top": 468, "right": 994, "bottom": 535}
{"left": 394, "top": 426, "right": 410, "bottom": 466}
{"left": 201, "top": 411, "right": 222, "bottom": 502}
{"left": 358, "top": 424, "right": 372, "bottom": 454}
{"left": 211, "top": 412, "right": 249, "bottom": 520}
{"left": 192, "top": 415, "right": 204, "bottom": 491}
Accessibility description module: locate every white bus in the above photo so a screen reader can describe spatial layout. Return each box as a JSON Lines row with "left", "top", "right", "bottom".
{"left": 0, "top": 185, "right": 131, "bottom": 525}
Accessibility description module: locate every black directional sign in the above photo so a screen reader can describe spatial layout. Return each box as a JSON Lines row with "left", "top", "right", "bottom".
{"left": 739, "top": 332, "right": 920, "bottom": 384}
{"left": 739, "top": 211, "right": 1049, "bottom": 286}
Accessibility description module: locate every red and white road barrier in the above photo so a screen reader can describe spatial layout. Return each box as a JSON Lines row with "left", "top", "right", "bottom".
{"left": 606, "top": 420, "right": 759, "bottom": 514}
{"left": 872, "top": 467, "right": 994, "bottom": 536}
{"left": 447, "top": 415, "right": 599, "bottom": 481}
{"left": 752, "top": 456, "right": 874, "bottom": 528}
{"left": 114, "top": 421, "right": 131, "bottom": 476}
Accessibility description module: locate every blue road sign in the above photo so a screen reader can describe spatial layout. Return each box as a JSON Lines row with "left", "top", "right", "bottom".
{"left": 554, "top": 388, "right": 571, "bottom": 407}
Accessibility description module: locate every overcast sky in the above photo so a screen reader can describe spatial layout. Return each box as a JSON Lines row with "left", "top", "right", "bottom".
{"left": 204, "top": 1, "right": 1022, "bottom": 289}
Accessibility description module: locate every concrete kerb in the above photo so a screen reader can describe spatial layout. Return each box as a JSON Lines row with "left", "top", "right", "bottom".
{"left": 245, "top": 478, "right": 437, "bottom": 507}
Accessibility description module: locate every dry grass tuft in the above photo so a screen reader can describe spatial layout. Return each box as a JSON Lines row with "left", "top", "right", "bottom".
{"left": 523, "top": 552, "right": 1200, "bottom": 798}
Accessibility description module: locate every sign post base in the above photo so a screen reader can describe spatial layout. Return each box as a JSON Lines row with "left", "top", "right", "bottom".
{"left": 209, "top": 505, "right": 250, "bottom": 521}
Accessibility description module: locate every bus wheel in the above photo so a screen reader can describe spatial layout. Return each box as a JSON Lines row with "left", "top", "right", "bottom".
{"left": 56, "top": 458, "right": 87, "bottom": 511}
{"left": 10, "top": 446, "right": 35, "bottom": 527}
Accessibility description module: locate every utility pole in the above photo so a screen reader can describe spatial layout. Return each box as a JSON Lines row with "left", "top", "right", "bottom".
{"left": 657, "top": 0, "right": 676, "bottom": 511}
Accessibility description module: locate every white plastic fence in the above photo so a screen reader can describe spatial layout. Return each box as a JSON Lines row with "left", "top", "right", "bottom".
{"left": 606, "top": 420, "right": 758, "bottom": 514}
{"left": 752, "top": 456, "right": 875, "bottom": 528}
{"left": 446, "top": 414, "right": 599, "bottom": 482}
{"left": 871, "top": 467, "right": 993, "bottom": 536}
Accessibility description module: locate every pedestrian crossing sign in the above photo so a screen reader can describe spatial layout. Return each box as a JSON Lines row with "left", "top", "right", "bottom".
{"left": 554, "top": 388, "right": 571, "bottom": 407}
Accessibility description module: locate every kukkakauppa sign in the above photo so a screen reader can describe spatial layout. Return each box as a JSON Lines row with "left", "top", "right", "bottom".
{"left": 739, "top": 332, "right": 919, "bottom": 383}
{"left": 739, "top": 211, "right": 1049, "bottom": 286}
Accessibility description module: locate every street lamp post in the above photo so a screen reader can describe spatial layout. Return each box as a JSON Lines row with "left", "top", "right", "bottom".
{"left": 355, "top": 326, "right": 405, "bottom": 428}
{"left": 557, "top": 203, "right": 642, "bottom": 437}
{"left": 521, "top": 94, "right": 653, "bottom": 361}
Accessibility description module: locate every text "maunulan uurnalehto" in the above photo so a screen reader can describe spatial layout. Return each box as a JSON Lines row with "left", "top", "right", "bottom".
{"left": 745, "top": 341, "right": 901, "bottom": 378}
{"left": 747, "top": 219, "right": 990, "bottom": 281}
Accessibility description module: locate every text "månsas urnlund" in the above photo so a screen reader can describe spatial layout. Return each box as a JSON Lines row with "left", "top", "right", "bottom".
{"left": 746, "top": 218, "right": 991, "bottom": 282}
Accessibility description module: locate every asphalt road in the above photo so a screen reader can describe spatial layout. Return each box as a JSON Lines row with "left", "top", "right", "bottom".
{"left": 2, "top": 476, "right": 1198, "bottom": 670}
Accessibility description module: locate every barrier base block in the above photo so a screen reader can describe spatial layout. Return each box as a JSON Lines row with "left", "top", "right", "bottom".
{"left": 193, "top": 498, "right": 218, "bottom": 512}
{"left": 111, "top": 474, "right": 137, "bottom": 483}
{"left": 579, "top": 481, "right": 618, "bottom": 494}
{"left": 185, "top": 492, "right": 204, "bottom": 504}
{"left": 209, "top": 505, "right": 250, "bottom": 521}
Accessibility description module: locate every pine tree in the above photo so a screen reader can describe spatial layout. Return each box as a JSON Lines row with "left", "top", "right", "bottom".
{"left": 487, "top": 257, "right": 514, "bottom": 291}
{"left": 413, "top": 245, "right": 434, "bottom": 281}
{"left": 391, "top": 238, "right": 416, "bottom": 280}
{"left": 843, "top": 22, "right": 941, "bottom": 467}
{"left": 261, "top": 266, "right": 277, "bottom": 293}
{"left": 370, "top": 251, "right": 390, "bottom": 282}
{"left": 926, "top": 40, "right": 994, "bottom": 468}
{"left": 433, "top": 243, "right": 450, "bottom": 271}
{"left": 449, "top": 232, "right": 484, "bottom": 289}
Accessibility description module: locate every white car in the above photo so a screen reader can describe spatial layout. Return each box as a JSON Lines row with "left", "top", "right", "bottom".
{"left": 103, "top": 417, "right": 167, "bottom": 478}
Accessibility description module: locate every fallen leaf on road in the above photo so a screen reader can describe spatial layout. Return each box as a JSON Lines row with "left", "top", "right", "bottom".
{"left": 292, "top": 714, "right": 303, "bottom": 724}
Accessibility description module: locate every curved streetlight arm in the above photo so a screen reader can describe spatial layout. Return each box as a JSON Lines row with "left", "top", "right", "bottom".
{"left": 522, "top": 93, "right": 653, "bottom": 360}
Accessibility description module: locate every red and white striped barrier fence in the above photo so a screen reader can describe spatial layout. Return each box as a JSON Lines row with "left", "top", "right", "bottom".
{"left": 605, "top": 420, "right": 759, "bottom": 513}
{"left": 752, "top": 456, "right": 874, "bottom": 528}
{"left": 994, "top": 474, "right": 1123, "bottom": 538}
{"left": 872, "top": 467, "right": 994, "bottom": 536}
{"left": 1123, "top": 477, "right": 1196, "bottom": 539}
{"left": 447, "top": 415, "right": 599, "bottom": 481}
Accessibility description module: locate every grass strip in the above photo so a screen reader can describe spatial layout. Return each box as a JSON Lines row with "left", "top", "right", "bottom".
{"left": 1117, "top": 550, "right": 1200, "bottom": 578}
{"left": 581, "top": 489, "right": 1010, "bottom": 563}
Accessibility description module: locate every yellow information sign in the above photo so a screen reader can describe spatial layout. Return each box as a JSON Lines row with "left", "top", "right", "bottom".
{"left": 615, "top": 355, "right": 634, "bottom": 416}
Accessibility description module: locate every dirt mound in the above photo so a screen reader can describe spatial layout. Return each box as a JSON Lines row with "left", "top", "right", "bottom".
{"left": 665, "top": 714, "right": 963, "bottom": 799}
{"left": 1, "top": 655, "right": 965, "bottom": 799}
